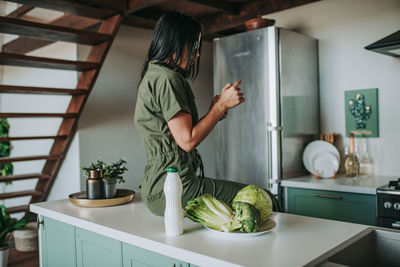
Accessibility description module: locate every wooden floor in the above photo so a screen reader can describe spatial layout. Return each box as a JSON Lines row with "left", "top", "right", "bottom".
{"left": 8, "top": 248, "right": 39, "bottom": 267}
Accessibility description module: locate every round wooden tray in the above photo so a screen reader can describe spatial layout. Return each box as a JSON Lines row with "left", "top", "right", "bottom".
{"left": 69, "top": 189, "right": 135, "bottom": 207}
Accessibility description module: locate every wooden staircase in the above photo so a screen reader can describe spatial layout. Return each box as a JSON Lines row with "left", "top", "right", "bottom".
{"left": 0, "top": 1, "right": 123, "bottom": 214}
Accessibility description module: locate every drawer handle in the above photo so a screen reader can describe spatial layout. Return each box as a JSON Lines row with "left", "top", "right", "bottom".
{"left": 312, "top": 193, "right": 343, "bottom": 199}
{"left": 36, "top": 216, "right": 44, "bottom": 229}
{"left": 392, "top": 222, "right": 400, "bottom": 229}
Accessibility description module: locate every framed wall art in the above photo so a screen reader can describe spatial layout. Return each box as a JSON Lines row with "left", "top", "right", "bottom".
{"left": 345, "top": 88, "right": 379, "bottom": 138}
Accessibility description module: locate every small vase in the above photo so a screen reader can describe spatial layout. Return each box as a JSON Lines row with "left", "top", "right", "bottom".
{"left": 103, "top": 178, "right": 117, "bottom": 199}
{"left": 0, "top": 247, "right": 8, "bottom": 267}
{"left": 86, "top": 169, "right": 104, "bottom": 199}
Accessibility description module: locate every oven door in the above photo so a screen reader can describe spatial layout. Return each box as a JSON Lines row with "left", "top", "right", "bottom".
{"left": 377, "top": 191, "right": 400, "bottom": 229}
{"left": 377, "top": 217, "right": 400, "bottom": 229}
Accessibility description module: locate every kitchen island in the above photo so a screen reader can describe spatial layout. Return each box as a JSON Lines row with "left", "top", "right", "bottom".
{"left": 30, "top": 194, "right": 368, "bottom": 267}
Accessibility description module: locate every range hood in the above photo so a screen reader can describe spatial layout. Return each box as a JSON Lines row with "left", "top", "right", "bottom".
{"left": 365, "top": 29, "right": 400, "bottom": 57}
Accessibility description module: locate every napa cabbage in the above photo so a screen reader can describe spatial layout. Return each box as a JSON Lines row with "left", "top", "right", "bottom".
{"left": 184, "top": 194, "right": 238, "bottom": 232}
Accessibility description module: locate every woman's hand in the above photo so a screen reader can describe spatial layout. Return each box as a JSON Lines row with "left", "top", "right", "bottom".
{"left": 217, "top": 80, "right": 245, "bottom": 113}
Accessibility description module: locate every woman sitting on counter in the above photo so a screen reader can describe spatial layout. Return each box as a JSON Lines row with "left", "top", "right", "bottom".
{"left": 134, "top": 11, "right": 280, "bottom": 216}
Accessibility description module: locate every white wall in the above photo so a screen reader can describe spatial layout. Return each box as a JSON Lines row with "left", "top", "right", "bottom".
{"left": 0, "top": 5, "right": 82, "bottom": 210}
{"left": 78, "top": 25, "right": 215, "bottom": 191}
{"left": 3, "top": 0, "right": 397, "bottom": 207}
{"left": 265, "top": 0, "right": 400, "bottom": 176}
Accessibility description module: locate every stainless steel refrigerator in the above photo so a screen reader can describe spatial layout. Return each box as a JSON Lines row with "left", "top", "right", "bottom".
{"left": 213, "top": 26, "right": 319, "bottom": 195}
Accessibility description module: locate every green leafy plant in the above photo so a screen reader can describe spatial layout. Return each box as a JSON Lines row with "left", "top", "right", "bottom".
{"left": 0, "top": 205, "right": 28, "bottom": 248}
{"left": 0, "top": 119, "right": 10, "bottom": 137}
{"left": 0, "top": 119, "right": 13, "bottom": 184}
{"left": 81, "top": 158, "right": 128, "bottom": 183}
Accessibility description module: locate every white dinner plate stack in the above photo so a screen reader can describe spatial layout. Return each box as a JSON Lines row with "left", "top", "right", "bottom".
{"left": 303, "top": 140, "right": 340, "bottom": 178}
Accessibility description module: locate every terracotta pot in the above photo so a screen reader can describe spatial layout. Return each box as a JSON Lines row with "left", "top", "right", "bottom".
{"left": 244, "top": 18, "right": 275, "bottom": 31}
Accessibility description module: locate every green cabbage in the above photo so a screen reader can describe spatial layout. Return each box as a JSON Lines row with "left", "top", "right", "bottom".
{"left": 232, "top": 185, "right": 273, "bottom": 224}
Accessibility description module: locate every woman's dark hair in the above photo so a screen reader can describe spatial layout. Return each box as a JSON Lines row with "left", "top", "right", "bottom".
{"left": 141, "top": 11, "right": 202, "bottom": 80}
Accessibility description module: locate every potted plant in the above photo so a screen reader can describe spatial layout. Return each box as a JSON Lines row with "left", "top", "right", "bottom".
{"left": 82, "top": 158, "right": 128, "bottom": 199}
{"left": 0, "top": 205, "right": 28, "bottom": 267}
{"left": 0, "top": 119, "right": 13, "bottom": 185}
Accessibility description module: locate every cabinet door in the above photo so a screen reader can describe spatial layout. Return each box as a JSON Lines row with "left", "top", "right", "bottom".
{"left": 122, "top": 243, "right": 188, "bottom": 267}
{"left": 41, "top": 216, "right": 77, "bottom": 267}
{"left": 76, "top": 228, "right": 122, "bottom": 267}
{"left": 287, "top": 187, "right": 376, "bottom": 225}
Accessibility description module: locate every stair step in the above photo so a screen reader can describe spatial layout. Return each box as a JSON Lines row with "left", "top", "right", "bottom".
{"left": 6, "top": 205, "right": 30, "bottom": 214}
{"left": 0, "top": 173, "right": 50, "bottom": 183}
{"left": 0, "top": 85, "right": 87, "bottom": 95}
{"left": 0, "top": 113, "right": 77, "bottom": 118}
{"left": 0, "top": 52, "right": 99, "bottom": 71}
{"left": 7, "top": 5, "right": 35, "bottom": 18}
{"left": 0, "top": 135, "right": 67, "bottom": 141}
{"left": 0, "top": 155, "right": 59, "bottom": 164}
{"left": 0, "top": 190, "right": 42, "bottom": 200}
{"left": 0, "top": 17, "right": 112, "bottom": 45}
{"left": 2, "top": 14, "right": 101, "bottom": 54}
{"left": 6, "top": 0, "right": 119, "bottom": 19}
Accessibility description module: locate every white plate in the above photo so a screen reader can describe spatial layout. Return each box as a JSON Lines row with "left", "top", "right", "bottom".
{"left": 311, "top": 152, "right": 339, "bottom": 178}
{"left": 303, "top": 141, "right": 340, "bottom": 176}
{"left": 204, "top": 219, "right": 276, "bottom": 238}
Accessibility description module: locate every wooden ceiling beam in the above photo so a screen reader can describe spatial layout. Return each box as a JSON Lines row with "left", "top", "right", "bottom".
{"left": 126, "top": 0, "right": 168, "bottom": 15}
{"left": 2, "top": 14, "right": 100, "bottom": 54}
{"left": 6, "top": 5, "right": 35, "bottom": 18}
{"left": 185, "top": 0, "right": 240, "bottom": 15}
{"left": 200, "top": 0, "right": 320, "bottom": 35}
{"left": 122, "top": 16, "right": 157, "bottom": 30}
{"left": 130, "top": 8, "right": 164, "bottom": 21}
{"left": 76, "top": 0, "right": 126, "bottom": 11}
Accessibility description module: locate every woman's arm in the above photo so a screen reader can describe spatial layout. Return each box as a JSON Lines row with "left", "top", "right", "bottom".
{"left": 168, "top": 81, "right": 244, "bottom": 152}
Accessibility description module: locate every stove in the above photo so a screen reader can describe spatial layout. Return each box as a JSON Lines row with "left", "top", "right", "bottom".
{"left": 377, "top": 178, "right": 400, "bottom": 229}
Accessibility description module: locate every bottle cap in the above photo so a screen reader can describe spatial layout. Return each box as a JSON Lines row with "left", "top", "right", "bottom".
{"left": 167, "top": 167, "right": 178, "bottom": 173}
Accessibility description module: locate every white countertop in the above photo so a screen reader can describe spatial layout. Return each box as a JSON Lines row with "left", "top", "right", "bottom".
{"left": 30, "top": 195, "right": 368, "bottom": 267}
{"left": 281, "top": 175, "right": 397, "bottom": 194}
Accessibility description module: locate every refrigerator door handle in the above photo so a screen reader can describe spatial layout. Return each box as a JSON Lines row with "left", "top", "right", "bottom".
{"left": 266, "top": 122, "right": 272, "bottom": 188}
{"left": 267, "top": 125, "right": 282, "bottom": 131}
{"left": 267, "top": 121, "right": 282, "bottom": 194}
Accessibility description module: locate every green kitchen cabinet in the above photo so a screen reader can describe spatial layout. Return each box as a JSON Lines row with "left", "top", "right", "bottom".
{"left": 40, "top": 216, "right": 196, "bottom": 267}
{"left": 286, "top": 187, "right": 376, "bottom": 225}
{"left": 41, "top": 216, "right": 77, "bottom": 267}
{"left": 76, "top": 227, "right": 122, "bottom": 267}
{"left": 122, "top": 243, "right": 188, "bottom": 267}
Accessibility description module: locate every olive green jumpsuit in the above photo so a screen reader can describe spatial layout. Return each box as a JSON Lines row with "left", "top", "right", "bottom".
{"left": 134, "top": 61, "right": 246, "bottom": 216}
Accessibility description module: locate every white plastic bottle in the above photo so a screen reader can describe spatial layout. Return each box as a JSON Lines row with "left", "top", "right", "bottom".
{"left": 163, "top": 167, "right": 183, "bottom": 236}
